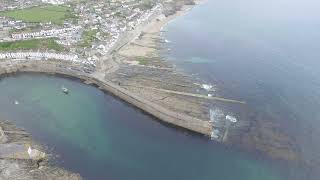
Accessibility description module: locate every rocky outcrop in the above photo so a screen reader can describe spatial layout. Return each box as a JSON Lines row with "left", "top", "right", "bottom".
{"left": 0, "top": 126, "right": 8, "bottom": 144}
{"left": 0, "top": 144, "right": 46, "bottom": 161}
{"left": 0, "top": 159, "right": 82, "bottom": 180}
{"left": 0, "top": 120, "right": 82, "bottom": 180}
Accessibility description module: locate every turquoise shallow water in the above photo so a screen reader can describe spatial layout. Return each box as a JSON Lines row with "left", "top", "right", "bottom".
{"left": 0, "top": 73, "right": 285, "bottom": 180}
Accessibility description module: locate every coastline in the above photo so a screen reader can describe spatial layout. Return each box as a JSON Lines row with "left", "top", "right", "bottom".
{"left": 0, "top": 2, "right": 213, "bottom": 178}
{"left": 0, "top": 0, "right": 243, "bottom": 141}
{"left": 116, "top": 1, "right": 199, "bottom": 58}
{"left": 109, "top": 0, "right": 219, "bottom": 120}
{"left": 96, "top": 0, "right": 218, "bottom": 136}
{"left": 0, "top": 0, "right": 305, "bottom": 177}
{"left": 0, "top": 0, "right": 260, "bottom": 158}
{"left": 111, "top": 0, "right": 301, "bottom": 164}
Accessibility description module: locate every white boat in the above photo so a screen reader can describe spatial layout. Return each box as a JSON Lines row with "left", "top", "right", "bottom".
{"left": 61, "top": 86, "right": 69, "bottom": 94}
{"left": 226, "top": 115, "right": 237, "bottom": 123}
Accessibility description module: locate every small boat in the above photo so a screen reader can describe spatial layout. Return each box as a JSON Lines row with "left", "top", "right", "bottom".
{"left": 226, "top": 115, "right": 237, "bottom": 123}
{"left": 14, "top": 100, "right": 19, "bottom": 105}
{"left": 61, "top": 86, "right": 69, "bottom": 94}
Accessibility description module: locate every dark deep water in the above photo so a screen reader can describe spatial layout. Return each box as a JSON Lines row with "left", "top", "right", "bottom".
{"left": 162, "top": 0, "right": 320, "bottom": 179}
{"left": 0, "top": 73, "right": 287, "bottom": 180}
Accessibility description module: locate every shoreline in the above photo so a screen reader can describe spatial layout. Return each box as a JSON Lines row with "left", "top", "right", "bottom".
{"left": 0, "top": 2, "right": 213, "bottom": 178}
{"left": 116, "top": 1, "right": 199, "bottom": 59}
{"left": 0, "top": 0, "right": 304, "bottom": 176}
{"left": 104, "top": 0, "right": 217, "bottom": 134}
{"left": 111, "top": 0, "right": 301, "bottom": 164}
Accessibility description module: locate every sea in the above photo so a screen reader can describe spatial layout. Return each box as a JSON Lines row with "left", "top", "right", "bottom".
{"left": 0, "top": 73, "right": 290, "bottom": 179}
{"left": 162, "top": 0, "right": 320, "bottom": 179}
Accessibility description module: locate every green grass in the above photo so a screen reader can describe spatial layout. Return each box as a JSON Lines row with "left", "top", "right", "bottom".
{"left": 137, "top": 57, "right": 148, "bottom": 65}
{"left": 80, "top": 29, "right": 98, "bottom": 48}
{"left": 0, "top": 5, "right": 74, "bottom": 24}
{"left": 113, "top": 11, "right": 125, "bottom": 18}
{"left": 0, "top": 38, "right": 64, "bottom": 51}
{"left": 140, "top": 0, "right": 156, "bottom": 10}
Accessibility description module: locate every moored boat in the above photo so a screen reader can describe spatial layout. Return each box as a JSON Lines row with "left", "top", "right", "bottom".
{"left": 61, "top": 86, "right": 69, "bottom": 94}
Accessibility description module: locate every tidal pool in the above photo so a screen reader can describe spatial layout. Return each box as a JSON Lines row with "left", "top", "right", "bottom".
{"left": 0, "top": 73, "right": 285, "bottom": 180}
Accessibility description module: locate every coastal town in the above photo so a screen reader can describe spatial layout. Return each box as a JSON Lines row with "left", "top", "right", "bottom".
{"left": 0, "top": 0, "right": 227, "bottom": 179}
{"left": 0, "top": 0, "right": 197, "bottom": 73}
{"left": 0, "top": 0, "right": 287, "bottom": 163}
{"left": 0, "top": 0, "right": 185, "bottom": 65}
{"left": 0, "top": 0, "right": 306, "bottom": 179}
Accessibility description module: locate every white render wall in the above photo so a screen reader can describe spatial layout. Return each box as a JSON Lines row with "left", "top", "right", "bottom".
{"left": 11, "top": 26, "right": 81, "bottom": 40}
{"left": 0, "top": 52, "right": 95, "bottom": 66}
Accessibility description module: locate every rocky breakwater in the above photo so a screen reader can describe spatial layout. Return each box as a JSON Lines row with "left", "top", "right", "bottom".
{"left": 106, "top": 0, "right": 216, "bottom": 136}
{"left": 0, "top": 120, "right": 81, "bottom": 180}
{"left": 87, "top": 75, "right": 213, "bottom": 136}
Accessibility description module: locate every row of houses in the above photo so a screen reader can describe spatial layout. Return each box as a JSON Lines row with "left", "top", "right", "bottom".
{"left": 41, "top": 0, "right": 70, "bottom": 5}
{"left": 0, "top": 52, "right": 85, "bottom": 63}
{"left": 11, "top": 26, "right": 81, "bottom": 40}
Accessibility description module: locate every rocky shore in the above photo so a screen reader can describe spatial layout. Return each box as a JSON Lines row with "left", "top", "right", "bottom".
{"left": 0, "top": 119, "right": 81, "bottom": 180}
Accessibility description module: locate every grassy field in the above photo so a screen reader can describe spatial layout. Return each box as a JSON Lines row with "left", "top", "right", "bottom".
{"left": 0, "top": 5, "right": 75, "bottom": 24}
{"left": 137, "top": 56, "right": 148, "bottom": 65}
{"left": 80, "top": 29, "right": 98, "bottom": 48}
{"left": 0, "top": 38, "right": 64, "bottom": 51}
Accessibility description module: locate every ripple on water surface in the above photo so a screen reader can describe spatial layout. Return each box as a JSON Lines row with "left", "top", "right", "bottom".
{"left": 0, "top": 73, "right": 285, "bottom": 180}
